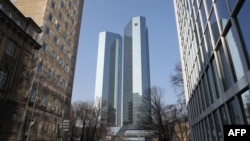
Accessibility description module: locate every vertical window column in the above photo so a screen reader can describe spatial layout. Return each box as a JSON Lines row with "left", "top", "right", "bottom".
{"left": 236, "top": 1, "right": 250, "bottom": 67}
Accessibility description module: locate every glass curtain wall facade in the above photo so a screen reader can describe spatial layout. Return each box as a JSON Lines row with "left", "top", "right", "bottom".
{"left": 94, "top": 31, "right": 122, "bottom": 127}
{"left": 123, "top": 16, "right": 151, "bottom": 126}
{"left": 12, "top": 0, "right": 84, "bottom": 140}
{"left": 174, "top": 0, "right": 250, "bottom": 141}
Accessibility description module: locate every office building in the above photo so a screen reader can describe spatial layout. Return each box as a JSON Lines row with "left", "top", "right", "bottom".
{"left": 174, "top": 0, "right": 250, "bottom": 141}
{"left": 0, "top": 1, "right": 41, "bottom": 140}
{"left": 94, "top": 31, "right": 122, "bottom": 127}
{"left": 12, "top": 0, "right": 84, "bottom": 140}
{"left": 123, "top": 16, "right": 151, "bottom": 126}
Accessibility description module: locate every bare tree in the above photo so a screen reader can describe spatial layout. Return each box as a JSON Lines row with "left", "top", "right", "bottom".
{"left": 150, "top": 86, "right": 168, "bottom": 141}
{"left": 69, "top": 100, "right": 107, "bottom": 141}
{"left": 139, "top": 62, "right": 189, "bottom": 141}
{"left": 139, "top": 86, "right": 174, "bottom": 141}
{"left": 170, "top": 62, "right": 184, "bottom": 100}
{"left": 69, "top": 103, "right": 78, "bottom": 141}
{"left": 69, "top": 101, "right": 92, "bottom": 141}
{"left": 170, "top": 62, "right": 189, "bottom": 141}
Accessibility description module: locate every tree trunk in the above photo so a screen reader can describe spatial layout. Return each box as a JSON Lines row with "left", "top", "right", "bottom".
{"left": 91, "top": 123, "right": 97, "bottom": 141}
{"left": 80, "top": 123, "right": 85, "bottom": 141}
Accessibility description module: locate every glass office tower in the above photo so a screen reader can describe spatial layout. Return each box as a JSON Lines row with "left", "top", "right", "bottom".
{"left": 123, "top": 16, "right": 151, "bottom": 126}
{"left": 94, "top": 31, "right": 122, "bottom": 127}
{"left": 174, "top": 0, "right": 250, "bottom": 141}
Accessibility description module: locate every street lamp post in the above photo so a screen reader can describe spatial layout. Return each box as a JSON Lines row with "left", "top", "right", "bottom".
{"left": 26, "top": 76, "right": 45, "bottom": 141}
{"left": 26, "top": 83, "right": 39, "bottom": 141}
{"left": 17, "top": 89, "right": 31, "bottom": 141}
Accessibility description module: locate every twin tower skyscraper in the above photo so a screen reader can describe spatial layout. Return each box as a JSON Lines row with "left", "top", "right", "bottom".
{"left": 94, "top": 16, "right": 151, "bottom": 128}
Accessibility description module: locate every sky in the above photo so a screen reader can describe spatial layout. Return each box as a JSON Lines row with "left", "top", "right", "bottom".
{"left": 72, "top": 0, "right": 180, "bottom": 104}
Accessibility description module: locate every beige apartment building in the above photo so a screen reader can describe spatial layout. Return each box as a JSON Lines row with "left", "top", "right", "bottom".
{"left": 0, "top": 0, "right": 84, "bottom": 140}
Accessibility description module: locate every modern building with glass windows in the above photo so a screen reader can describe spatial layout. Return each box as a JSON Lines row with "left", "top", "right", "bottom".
{"left": 123, "top": 16, "right": 151, "bottom": 127}
{"left": 174, "top": 0, "right": 250, "bottom": 141}
{"left": 11, "top": 0, "right": 84, "bottom": 140}
{"left": 94, "top": 31, "right": 122, "bottom": 127}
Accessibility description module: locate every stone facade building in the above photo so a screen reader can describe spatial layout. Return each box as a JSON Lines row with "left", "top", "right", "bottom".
{"left": 0, "top": 0, "right": 41, "bottom": 140}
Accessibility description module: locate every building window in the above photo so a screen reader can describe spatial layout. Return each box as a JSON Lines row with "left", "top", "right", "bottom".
{"left": 214, "top": 111, "right": 223, "bottom": 141}
{"left": 201, "top": 120, "right": 208, "bottom": 141}
{"left": 56, "top": 23, "right": 60, "bottom": 31}
{"left": 206, "top": 68, "right": 215, "bottom": 103}
{"left": 240, "top": 90, "right": 250, "bottom": 124}
{"left": 200, "top": 1, "right": 207, "bottom": 29}
{"left": 205, "top": 117, "right": 212, "bottom": 141}
{"left": 227, "top": 0, "right": 238, "bottom": 12}
{"left": 70, "top": 69, "right": 73, "bottom": 76}
{"left": 193, "top": 0, "right": 198, "bottom": 16}
{"left": 53, "top": 36, "right": 58, "bottom": 44}
{"left": 41, "top": 91, "right": 48, "bottom": 106}
{"left": 198, "top": 82, "right": 206, "bottom": 111}
{"left": 51, "top": 96, "right": 56, "bottom": 110}
{"left": 61, "top": 79, "right": 65, "bottom": 89}
{"left": 60, "top": 45, "right": 65, "bottom": 52}
{"left": 42, "top": 43, "right": 47, "bottom": 52}
{"left": 71, "top": 56, "right": 76, "bottom": 64}
{"left": 73, "top": 46, "right": 77, "bottom": 53}
{"left": 202, "top": 76, "right": 210, "bottom": 107}
{"left": 228, "top": 99, "right": 241, "bottom": 124}
{"left": 63, "top": 33, "right": 67, "bottom": 40}
{"left": 70, "top": 29, "right": 73, "bottom": 35}
{"left": 5, "top": 40, "right": 16, "bottom": 56}
{"left": 209, "top": 9, "right": 220, "bottom": 46}
{"left": 236, "top": 1, "right": 250, "bottom": 67}
{"left": 224, "top": 26, "right": 245, "bottom": 80}
{"left": 47, "top": 69, "right": 52, "bottom": 80}
{"left": 68, "top": 1, "right": 72, "bottom": 7}
{"left": 208, "top": 115, "right": 216, "bottom": 141}
{"left": 64, "top": 64, "right": 69, "bottom": 73}
{"left": 60, "top": 1, "right": 64, "bottom": 8}
{"left": 30, "top": 84, "right": 38, "bottom": 102}
{"left": 65, "top": 22, "right": 68, "bottom": 29}
{"left": 0, "top": 68, "right": 7, "bottom": 90}
{"left": 200, "top": 39, "right": 208, "bottom": 66}
{"left": 37, "top": 61, "right": 43, "bottom": 73}
{"left": 45, "top": 27, "right": 50, "bottom": 35}
{"left": 48, "top": 14, "right": 53, "bottom": 22}
{"left": 68, "top": 39, "right": 72, "bottom": 47}
{"left": 215, "top": 0, "right": 230, "bottom": 31}
{"left": 220, "top": 106, "right": 229, "bottom": 125}
{"left": 57, "top": 100, "right": 61, "bottom": 111}
{"left": 204, "top": 27, "right": 213, "bottom": 57}
{"left": 217, "top": 43, "right": 232, "bottom": 91}
{"left": 197, "top": 13, "right": 203, "bottom": 37}
{"left": 67, "top": 85, "right": 72, "bottom": 93}
{"left": 51, "top": 1, "right": 56, "bottom": 9}
{"left": 50, "top": 51, "right": 56, "bottom": 60}
{"left": 66, "top": 51, "right": 71, "bottom": 59}
{"left": 58, "top": 58, "right": 63, "bottom": 67}
{"left": 58, "top": 12, "right": 62, "bottom": 20}
{"left": 204, "top": 0, "right": 212, "bottom": 15}
{"left": 211, "top": 59, "right": 222, "bottom": 98}
{"left": 55, "top": 75, "right": 60, "bottom": 85}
